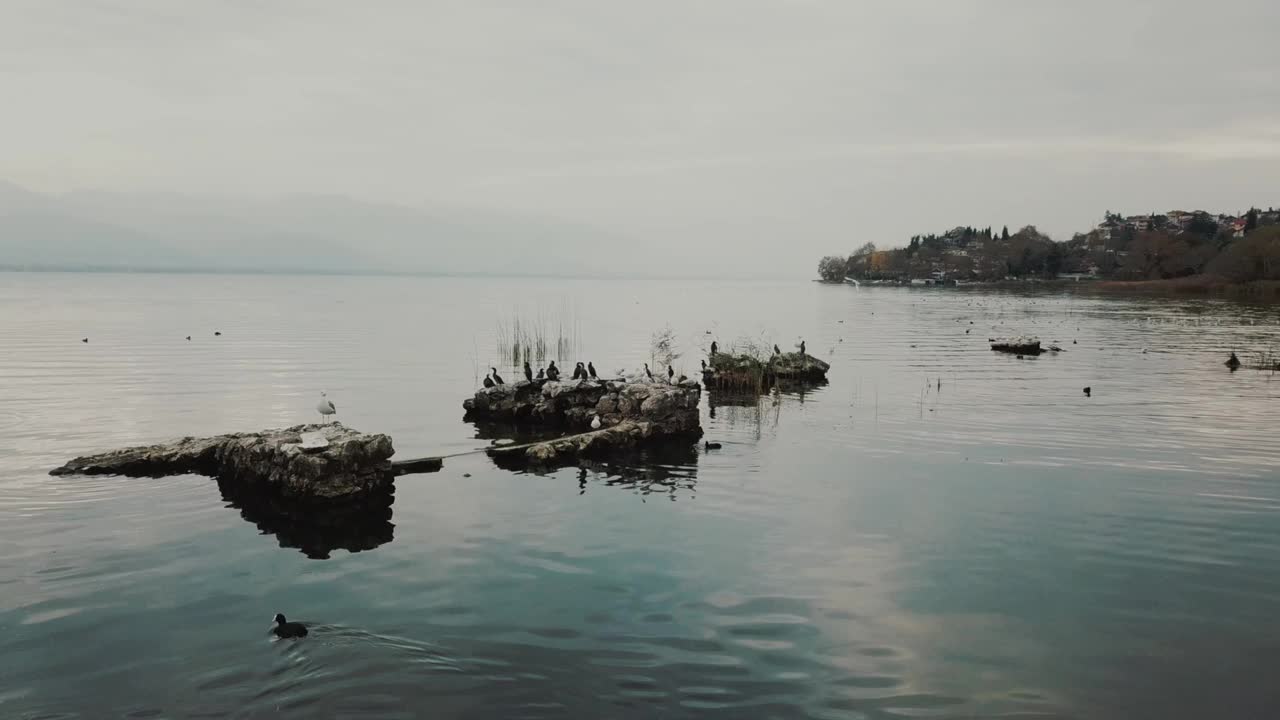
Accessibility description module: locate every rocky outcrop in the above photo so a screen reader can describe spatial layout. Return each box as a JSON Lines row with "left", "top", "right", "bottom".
{"left": 702, "top": 351, "right": 830, "bottom": 388}
{"left": 990, "top": 337, "right": 1042, "bottom": 355}
{"left": 489, "top": 419, "right": 697, "bottom": 468}
{"left": 51, "top": 423, "right": 396, "bottom": 500}
{"left": 464, "top": 378, "right": 702, "bottom": 436}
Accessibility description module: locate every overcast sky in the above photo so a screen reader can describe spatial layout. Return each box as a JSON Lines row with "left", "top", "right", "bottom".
{"left": 3, "top": 0, "right": 1279, "bottom": 277}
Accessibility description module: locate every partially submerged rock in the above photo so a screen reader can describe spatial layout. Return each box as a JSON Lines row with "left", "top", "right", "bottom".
{"left": 464, "top": 378, "right": 701, "bottom": 434}
{"left": 464, "top": 378, "right": 703, "bottom": 466}
{"left": 702, "top": 351, "right": 830, "bottom": 388}
{"left": 51, "top": 423, "right": 397, "bottom": 500}
{"left": 990, "top": 337, "right": 1043, "bottom": 355}
{"left": 489, "top": 419, "right": 698, "bottom": 468}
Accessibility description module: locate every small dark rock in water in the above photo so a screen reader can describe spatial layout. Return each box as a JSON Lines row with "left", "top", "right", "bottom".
{"left": 272, "top": 613, "right": 308, "bottom": 638}
{"left": 1083, "top": 387, "right": 1092, "bottom": 397}
{"left": 704, "top": 442, "right": 722, "bottom": 450}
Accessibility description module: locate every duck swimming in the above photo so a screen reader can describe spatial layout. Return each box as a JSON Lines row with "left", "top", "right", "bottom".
{"left": 271, "top": 613, "right": 308, "bottom": 638}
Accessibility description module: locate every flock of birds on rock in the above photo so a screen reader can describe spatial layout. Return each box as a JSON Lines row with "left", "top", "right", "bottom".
{"left": 480, "top": 358, "right": 690, "bottom": 389}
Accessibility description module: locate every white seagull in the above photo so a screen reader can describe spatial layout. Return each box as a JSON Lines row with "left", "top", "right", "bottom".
{"left": 316, "top": 391, "right": 337, "bottom": 423}
{"left": 591, "top": 415, "right": 602, "bottom": 430}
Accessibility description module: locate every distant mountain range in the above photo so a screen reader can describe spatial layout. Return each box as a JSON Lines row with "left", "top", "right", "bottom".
{"left": 0, "top": 181, "right": 628, "bottom": 276}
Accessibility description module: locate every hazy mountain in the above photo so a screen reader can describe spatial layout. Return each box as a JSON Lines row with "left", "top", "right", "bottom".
{"left": 0, "top": 182, "right": 627, "bottom": 275}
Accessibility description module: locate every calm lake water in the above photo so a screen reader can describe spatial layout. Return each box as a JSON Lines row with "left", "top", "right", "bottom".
{"left": 2, "top": 273, "right": 1279, "bottom": 719}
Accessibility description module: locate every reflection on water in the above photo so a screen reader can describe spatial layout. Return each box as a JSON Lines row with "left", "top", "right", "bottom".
{"left": 2, "top": 274, "right": 1280, "bottom": 719}
{"left": 217, "top": 479, "right": 395, "bottom": 559}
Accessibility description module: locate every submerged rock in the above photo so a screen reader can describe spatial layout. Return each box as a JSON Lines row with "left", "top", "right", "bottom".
{"left": 51, "top": 423, "right": 396, "bottom": 500}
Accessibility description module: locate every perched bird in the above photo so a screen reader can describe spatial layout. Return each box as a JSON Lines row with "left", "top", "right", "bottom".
{"left": 667, "top": 365, "right": 674, "bottom": 381}
{"left": 491, "top": 367, "right": 504, "bottom": 385}
{"left": 774, "top": 344, "right": 781, "bottom": 355}
{"left": 483, "top": 373, "right": 495, "bottom": 389}
{"left": 271, "top": 613, "right": 308, "bottom": 639}
{"left": 700, "top": 359, "right": 707, "bottom": 371}
{"left": 677, "top": 374, "right": 688, "bottom": 384}
{"left": 800, "top": 340, "right": 806, "bottom": 355}
{"left": 591, "top": 415, "right": 602, "bottom": 430}
{"left": 710, "top": 341, "right": 718, "bottom": 355}
{"left": 536, "top": 368, "right": 545, "bottom": 380}
{"left": 547, "top": 361, "right": 560, "bottom": 381}
{"left": 523, "top": 361, "right": 533, "bottom": 382}
{"left": 588, "top": 362, "right": 597, "bottom": 379}
{"left": 316, "top": 391, "right": 337, "bottom": 422}
{"left": 573, "top": 362, "right": 585, "bottom": 380}
{"left": 644, "top": 363, "right": 654, "bottom": 381}
{"left": 1083, "top": 386, "right": 1092, "bottom": 397}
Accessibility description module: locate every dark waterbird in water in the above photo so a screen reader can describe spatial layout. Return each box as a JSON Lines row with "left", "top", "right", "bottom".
{"left": 588, "top": 361, "right": 597, "bottom": 379}
{"left": 214, "top": 331, "right": 222, "bottom": 336}
{"left": 546, "top": 361, "right": 560, "bottom": 381}
{"left": 1226, "top": 352, "right": 1242, "bottom": 370}
{"left": 1083, "top": 386, "right": 1092, "bottom": 397}
{"left": 81, "top": 337, "right": 88, "bottom": 343}
{"left": 523, "top": 361, "right": 533, "bottom": 382}
{"left": 483, "top": 373, "right": 495, "bottom": 389}
{"left": 491, "top": 367, "right": 504, "bottom": 385}
{"left": 704, "top": 441, "right": 722, "bottom": 450}
{"left": 271, "top": 613, "right": 308, "bottom": 638}
{"left": 185, "top": 335, "right": 191, "bottom": 341}
{"left": 644, "top": 363, "right": 654, "bottom": 381}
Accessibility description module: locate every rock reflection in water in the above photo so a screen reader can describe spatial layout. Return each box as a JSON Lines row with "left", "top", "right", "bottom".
{"left": 491, "top": 443, "right": 699, "bottom": 500}
{"left": 216, "top": 478, "right": 395, "bottom": 559}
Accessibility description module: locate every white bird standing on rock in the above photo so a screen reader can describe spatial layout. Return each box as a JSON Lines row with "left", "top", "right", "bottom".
{"left": 591, "top": 415, "right": 602, "bottom": 430}
{"left": 316, "top": 391, "right": 337, "bottom": 423}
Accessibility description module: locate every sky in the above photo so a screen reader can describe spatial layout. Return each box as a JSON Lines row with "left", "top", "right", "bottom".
{"left": 3, "top": 0, "right": 1279, "bottom": 277}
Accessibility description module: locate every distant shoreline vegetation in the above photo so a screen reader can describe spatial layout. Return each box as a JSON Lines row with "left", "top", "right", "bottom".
{"left": 819, "top": 207, "right": 1280, "bottom": 296}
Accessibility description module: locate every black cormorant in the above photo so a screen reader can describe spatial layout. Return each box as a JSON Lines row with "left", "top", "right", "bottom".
{"left": 483, "top": 373, "right": 495, "bottom": 389}
{"left": 1226, "top": 352, "right": 1242, "bottom": 369}
{"left": 547, "top": 361, "right": 560, "bottom": 381}
{"left": 774, "top": 344, "right": 781, "bottom": 355}
{"left": 800, "top": 340, "right": 806, "bottom": 355}
{"left": 536, "top": 368, "right": 545, "bottom": 380}
{"left": 667, "top": 365, "right": 674, "bottom": 380}
{"left": 644, "top": 363, "right": 654, "bottom": 381}
{"left": 588, "top": 362, "right": 597, "bottom": 379}
{"left": 710, "top": 341, "right": 718, "bottom": 355}
{"left": 523, "top": 361, "right": 533, "bottom": 382}
{"left": 491, "top": 367, "right": 504, "bottom": 385}
{"left": 700, "top": 359, "right": 706, "bottom": 371}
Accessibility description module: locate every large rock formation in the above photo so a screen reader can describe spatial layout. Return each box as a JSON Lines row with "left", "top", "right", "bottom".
{"left": 464, "top": 378, "right": 702, "bottom": 434}
{"left": 50, "top": 423, "right": 396, "bottom": 500}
